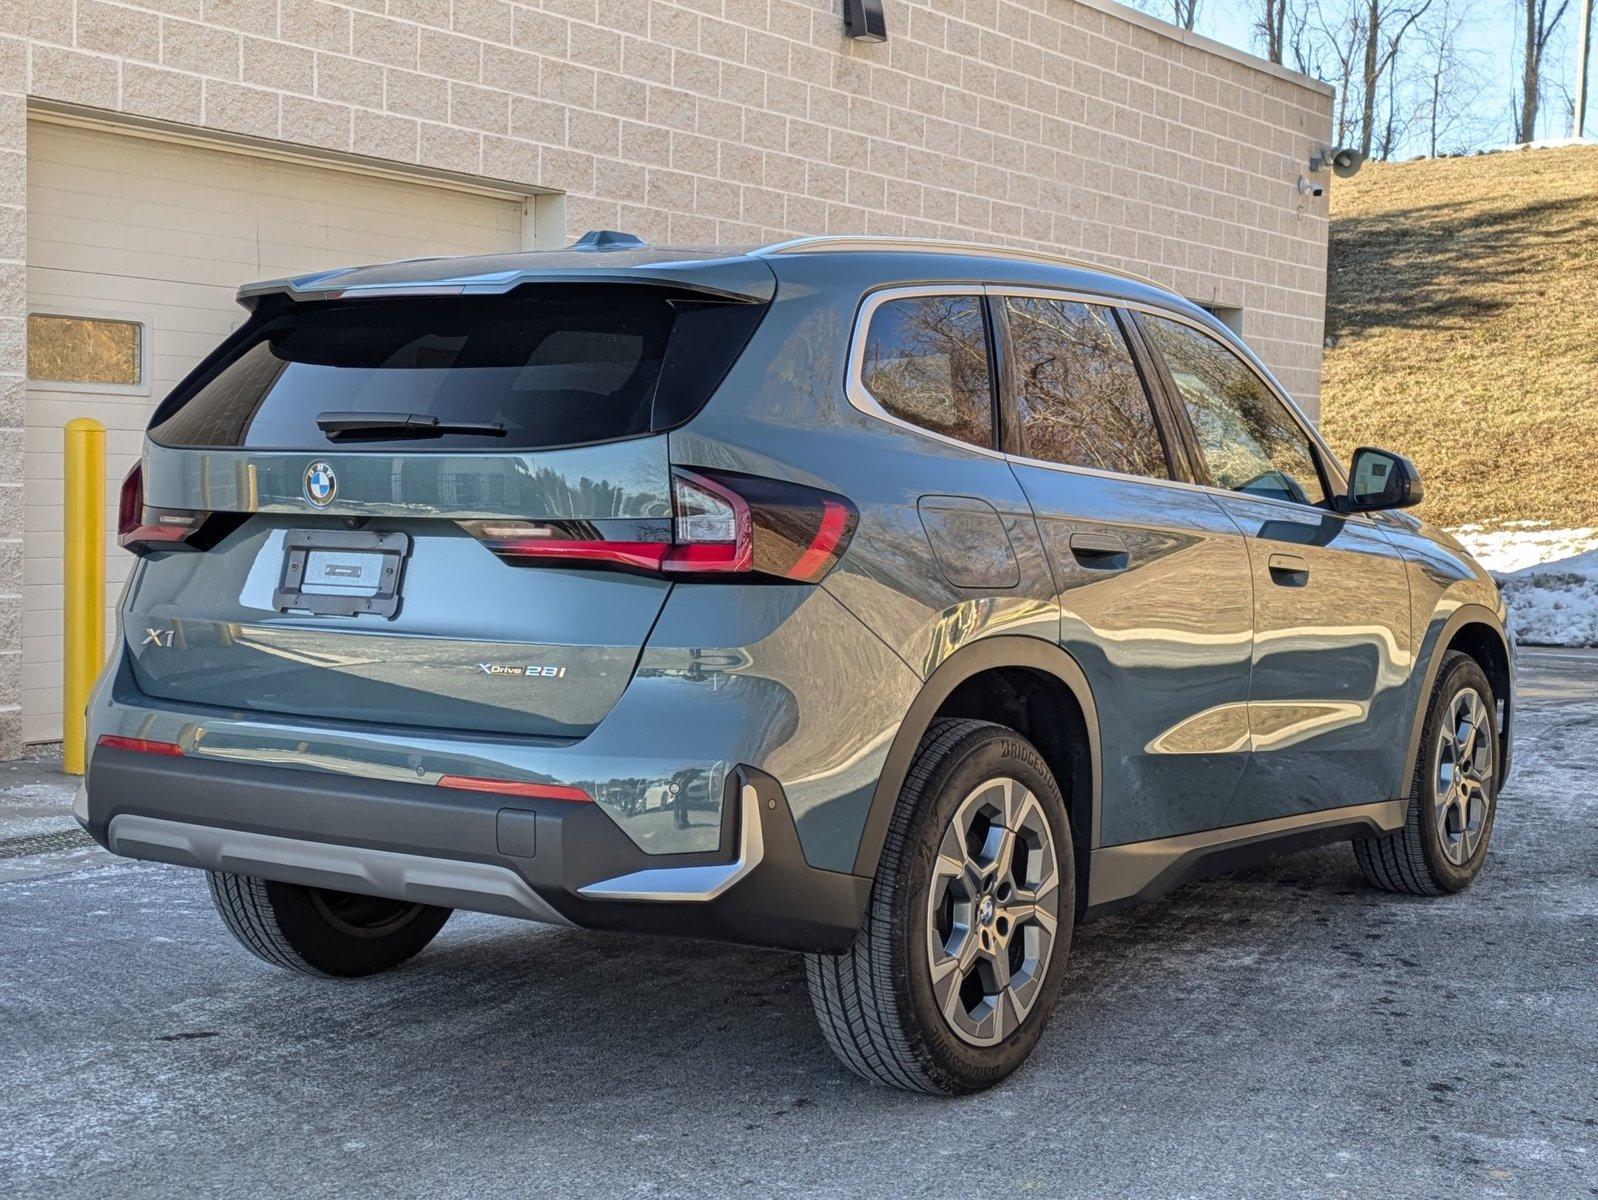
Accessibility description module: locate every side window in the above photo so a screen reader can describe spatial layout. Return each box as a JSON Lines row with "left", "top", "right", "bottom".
{"left": 1004, "top": 296, "right": 1170, "bottom": 479}
{"left": 859, "top": 294, "right": 993, "bottom": 450}
{"left": 1143, "top": 316, "right": 1327, "bottom": 507}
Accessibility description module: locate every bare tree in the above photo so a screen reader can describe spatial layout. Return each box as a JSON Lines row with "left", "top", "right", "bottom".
{"left": 1358, "top": 0, "right": 1436, "bottom": 157}
{"left": 1254, "top": 0, "right": 1327, "bottom": 69}
{"left": 1416, "top": 0, "right": 1492, "bottom": 154}
{"left": 1285, "top": 0, "right": 1325, "bottom": 72}
{"left": 1117, "top": 0, "right": 1202, "bottom": 29}
{"left": 1311, "top": 0, "right": 1371, "bottom": 145}
{"left": 1512, "top": 0, "right": 1572, "bottom": 140}
{"left": 1259, "top": 0, "right": 1291, "bottom": 61}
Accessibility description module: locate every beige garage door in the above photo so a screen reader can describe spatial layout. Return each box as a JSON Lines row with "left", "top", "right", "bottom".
{"left": 24, "top": 120, "right": 526, "bottom": 744}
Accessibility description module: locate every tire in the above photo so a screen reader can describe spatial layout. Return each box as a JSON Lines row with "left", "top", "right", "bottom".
{"left": 805, "top": 719, "right": 1076, "bottom": 1094}
{"left": 207, "top": 872, "right": 451, "bottom": 978}
{"left": 1354, "top": 651, "right": 1499, "bottom": 895}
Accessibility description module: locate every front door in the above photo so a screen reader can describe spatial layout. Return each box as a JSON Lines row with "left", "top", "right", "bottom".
{"left": 1136, "top": 313, "right": 1413, "bottom": 825}
{"left": 992, "top": 291, "right": 1256, "bottom": 848}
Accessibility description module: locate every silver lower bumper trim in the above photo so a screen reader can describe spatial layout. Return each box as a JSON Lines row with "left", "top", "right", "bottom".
{"left": 106, "top": 814, "right": 571, "bottom": 925}
{"left": 578, "top": 784, "right": 765, "bottom": 902}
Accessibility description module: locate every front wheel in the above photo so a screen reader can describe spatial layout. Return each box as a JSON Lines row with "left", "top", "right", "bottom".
{"left": 806, "top": 719, "right": 1075, "bottom": 1094}
{"left": 207, "top": 872, "right": 451, "bottom": 977}
{"left": 1354, "top": 651, "right": 1499, "bottom": 895}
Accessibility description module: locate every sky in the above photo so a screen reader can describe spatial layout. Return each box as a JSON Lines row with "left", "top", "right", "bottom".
{"left": 1140, "top": 0, "right": 1593, "bottom": 157}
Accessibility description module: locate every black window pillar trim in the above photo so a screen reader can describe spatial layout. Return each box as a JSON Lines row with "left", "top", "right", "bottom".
{"left": 1121, "top": 308, "right": 1209, "bottom": 487}
{"left": 1110, "top": 306, "right": 1188, "bottom": 486}
{"left": 983, "top": 291, "right": 1024, "bottom": 458}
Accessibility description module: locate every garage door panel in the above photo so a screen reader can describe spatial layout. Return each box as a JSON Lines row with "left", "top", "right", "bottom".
{"left": 29, "top": 237, "right": 282, "bottom": 293}
{"left": 23, "top": 120, "right": 524, "bottom": 744}
{"left": 35, "top": 140, "right": 518, "bottom": 242}
{"left": 30, "top": 187, "right": 271, "bottom": 248}
{"left": 30, "top": 228, "right": 276, "bottom": 288}
{"left": 29, "top": 270, "right": 239, "bottom": 318}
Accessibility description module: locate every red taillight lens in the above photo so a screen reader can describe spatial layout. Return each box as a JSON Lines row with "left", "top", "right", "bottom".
{"left": 460, "top": 468, "right": 855, "bottom": 583}
{"left": 455, "top": 526, "right": 671, "bottom": 572}
{"left": 118, "top": 462, "right": 143, "bottom": 537}
{"left": 96, "top": 734, "right": 184, "bottom": 756}
{"left": 436, "top": 775, "right": 592, "bottom": 802}
{"left": 117, "top": 463, "right": 219, "bottom": 556}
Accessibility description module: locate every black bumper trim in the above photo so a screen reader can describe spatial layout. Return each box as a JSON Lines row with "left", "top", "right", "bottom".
{"left": 85, "top": 750, "right": 870, "bottom": 953}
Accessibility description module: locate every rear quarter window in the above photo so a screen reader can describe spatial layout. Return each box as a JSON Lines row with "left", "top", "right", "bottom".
{"left": 857, "top": 294, "right": 994, "bottom": 450}
{"left": 148, "top": 285, "right": 767, "bottom": 451}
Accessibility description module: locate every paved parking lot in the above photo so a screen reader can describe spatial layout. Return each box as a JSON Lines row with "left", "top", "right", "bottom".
{"left": 2, "top": 650, "right": 1594, "bottom": 1199}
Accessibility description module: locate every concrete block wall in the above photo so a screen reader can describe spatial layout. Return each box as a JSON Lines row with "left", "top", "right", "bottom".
{"left": 0, "top": 0, "right": 1333, "bottom": 755}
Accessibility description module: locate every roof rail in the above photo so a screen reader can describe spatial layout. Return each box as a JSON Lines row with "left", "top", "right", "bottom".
{"left": 752, "top": 235, "right": 1165, "bottom": 292}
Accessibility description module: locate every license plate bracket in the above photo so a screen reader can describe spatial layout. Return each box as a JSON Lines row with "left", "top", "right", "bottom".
{"left": 273, "top": 529, "right": 411, "bottom": 618}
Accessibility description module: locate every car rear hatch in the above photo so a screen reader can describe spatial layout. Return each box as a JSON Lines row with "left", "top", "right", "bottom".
{"left": 121, "top": 248, "right": 775, "bottom": 739}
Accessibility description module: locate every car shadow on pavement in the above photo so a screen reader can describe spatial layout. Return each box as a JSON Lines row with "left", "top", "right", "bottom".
{"left": 295, "top": 840, "right": 1379, "bottom": 1107}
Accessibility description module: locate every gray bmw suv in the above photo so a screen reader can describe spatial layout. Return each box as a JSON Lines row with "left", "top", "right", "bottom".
{"left": 80, "top": 234, "right": 1512, "bottom": 1094}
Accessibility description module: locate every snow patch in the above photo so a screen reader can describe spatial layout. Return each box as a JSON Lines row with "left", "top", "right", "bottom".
{"left": 1450, "top": 525, "right": 1598, "bottom": 648}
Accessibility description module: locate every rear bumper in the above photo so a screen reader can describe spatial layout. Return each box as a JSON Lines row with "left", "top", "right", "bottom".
{"left": 83, "top": 749, "right": 869, "bottom": 953}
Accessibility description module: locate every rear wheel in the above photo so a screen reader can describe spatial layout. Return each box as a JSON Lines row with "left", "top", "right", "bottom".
{"left": 1354, "top": 651, "right": 1499, "bottom": 895}
{"left": 207, "top": 872, "right": 451, "bottom": 977}
{"left": 806, "top": 719, "right": 1075, "bottom": 1094}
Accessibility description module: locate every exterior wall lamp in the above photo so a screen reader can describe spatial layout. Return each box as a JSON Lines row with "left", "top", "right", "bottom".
{"left": 843, "top": 0, "right": 888, "bottom": 41}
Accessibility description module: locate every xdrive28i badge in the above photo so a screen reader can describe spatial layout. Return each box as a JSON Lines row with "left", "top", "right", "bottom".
{"left": 304, "top": 461, "right": 337, "bottom": 507}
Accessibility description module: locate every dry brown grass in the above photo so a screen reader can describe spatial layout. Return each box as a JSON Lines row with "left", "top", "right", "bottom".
{"left": 1319, "top": 145, "right": 1598, "bottom": 529}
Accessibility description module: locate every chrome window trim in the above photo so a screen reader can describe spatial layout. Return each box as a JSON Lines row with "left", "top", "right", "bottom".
{"left": 985, "top": 283, "right": 1374, "bottom": 526}
{"left": 844, "top": 284, "right": 1007, "bottom": 462}
{"left": 842, "top": 279, "right": 1367, "bottom": 524}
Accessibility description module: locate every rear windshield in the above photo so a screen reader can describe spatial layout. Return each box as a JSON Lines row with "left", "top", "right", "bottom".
{"left": 148, "top": 285, "right": 767, "bottom": 451}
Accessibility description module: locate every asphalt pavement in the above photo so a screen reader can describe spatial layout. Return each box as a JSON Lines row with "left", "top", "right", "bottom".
{"left": 2, "top": 652, "right": 1594, "bottom": 1199}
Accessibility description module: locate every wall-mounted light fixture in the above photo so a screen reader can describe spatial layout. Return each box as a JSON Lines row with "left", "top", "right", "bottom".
{"left": 843, "top": 0, "right": 888, "bottom": 41}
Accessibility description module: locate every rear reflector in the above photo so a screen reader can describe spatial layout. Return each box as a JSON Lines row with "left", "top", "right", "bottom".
{"left": 96, "top": 734, "right": 184, "bottom": 757}
{"left": 435, "top": 775, "right": 592, "bottom": 803}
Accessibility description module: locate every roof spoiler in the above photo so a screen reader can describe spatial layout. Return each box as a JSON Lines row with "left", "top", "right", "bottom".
{"left": 235, "top": 235, "right": 775, "bottom": 309}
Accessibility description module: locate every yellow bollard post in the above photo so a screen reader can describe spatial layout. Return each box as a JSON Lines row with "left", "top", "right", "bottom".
{"left": 63, "top": 418, "right": 106, "bottom": 776}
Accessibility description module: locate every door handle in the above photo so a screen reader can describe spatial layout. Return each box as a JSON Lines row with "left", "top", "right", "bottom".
{"left": 1069, "top": 532, "right": 1130, "bottom": 571}
{"left": 1268, "top": 552, "right": 1310, "bottom": 586}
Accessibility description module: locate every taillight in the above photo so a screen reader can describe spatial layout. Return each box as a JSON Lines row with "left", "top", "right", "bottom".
{"left": 664, "top": 470, "right": 753, "bottom": 574}
{"left": 460, "top": 468, "right": 855, "bottom": 583}
{"left": 118, "top": 463, "right": 240, "bottom": 556}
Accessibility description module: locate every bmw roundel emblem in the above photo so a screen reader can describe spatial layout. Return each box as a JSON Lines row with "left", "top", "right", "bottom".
{"left": 304, "top": 461, "right": 337, "bottom": 507}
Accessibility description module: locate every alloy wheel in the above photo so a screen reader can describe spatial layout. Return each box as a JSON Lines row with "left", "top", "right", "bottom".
{"left": 1433, "top": 687, "right": 1493, "bottom": 866}
{"left": 924, "top": 776, "right": 1061, "bottom": 1047}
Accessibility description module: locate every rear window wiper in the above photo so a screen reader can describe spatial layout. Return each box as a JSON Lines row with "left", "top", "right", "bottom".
{"left": 316, "top": 411, "right": 507, "bottom": 440}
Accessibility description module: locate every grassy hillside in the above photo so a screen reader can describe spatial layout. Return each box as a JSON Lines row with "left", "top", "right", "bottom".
{"left": 1319, "top": 145, "right": 1598, "bottom": 529}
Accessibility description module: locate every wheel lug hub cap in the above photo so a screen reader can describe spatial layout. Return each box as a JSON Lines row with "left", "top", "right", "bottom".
{"left": 978, "top": 895, "right": 995, "bottom": 925}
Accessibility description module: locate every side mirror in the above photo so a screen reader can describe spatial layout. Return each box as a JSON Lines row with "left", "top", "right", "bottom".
{"left": 1346, "top": 446, "right": 1423, "bottom": 512}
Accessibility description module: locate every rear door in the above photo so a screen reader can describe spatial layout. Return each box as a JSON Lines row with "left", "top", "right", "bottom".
{"left": 1135, "top": 312, "right": 1414, "bottom": 823}
{"left": 992, "top": 289, "right": 1256, "bottom": 847}
{"left": 123, "top": 282, "right": 768, "bottom": 740}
